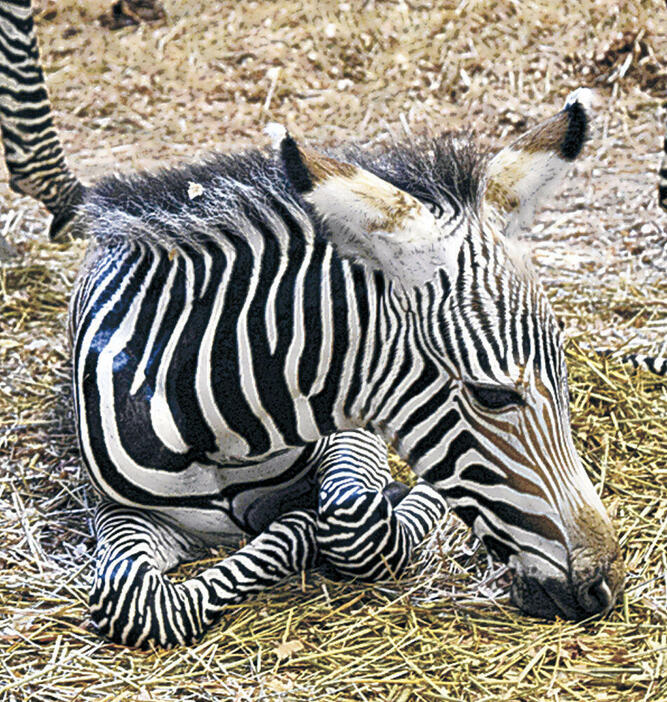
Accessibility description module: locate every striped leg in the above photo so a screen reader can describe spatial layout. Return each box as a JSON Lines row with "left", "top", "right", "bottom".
{"left": 316, "top": 430, "right": 447, "bottom": 581}
{"left": 90, "top": 502, "right": 318, "bottom": 648}
{"left": 617, "top": 352, "right": 667, "bottom": 376}
{"left": 597, "top": 346, "right": 667, "bottom": 377}
{"left": 0, "top": 0, "right": 86, "bottom": 238}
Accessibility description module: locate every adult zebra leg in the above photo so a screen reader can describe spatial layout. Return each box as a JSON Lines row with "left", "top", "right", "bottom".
{"left": 0, "top": 0, "right": 87, "bottom": 237}
{"left": 315, "top": 430, "right": 448, "bottom": 582}
{"left": 90, "top": 501, "right": 319, "bottom": 648}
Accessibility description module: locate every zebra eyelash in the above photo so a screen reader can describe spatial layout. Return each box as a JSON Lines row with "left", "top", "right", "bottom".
{"left": 464, "top": 382, "right": 525, "bottom": 411}
{"left": 421, "top": 198, "right": 445, "bottom": 219}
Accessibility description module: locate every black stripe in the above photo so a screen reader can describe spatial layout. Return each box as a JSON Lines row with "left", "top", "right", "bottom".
{"left": 398, "top": 381, "right": 451, "bottom": 438}
{"left": 420, "top": 425, "right": 473, "bottom": 482}
{"left": 249, "top": 211, "right": 301, "bottom": 445}
{"left": 298, "top": 240, "right": 325, "bottom": 395}
{"left": 0, "top": 60, "right": 46, "bottom": 86}
{"left": 407, "top": 407, "right": 459, "bottom": 468}
{"left": 365, "top": 272, "right": 386, "bottom": 382}
{"left": 344, "top": 264, "right": 370, "bottom": 417}
{"left": 445, "top": 486, "right": 566, "bottom": 557}
{"left": 211, "top": 235, "right": 271, "bottom": 455}
{"left": 310, "top": 255, "right": 349, "bottom": 434}
{"left": 383, "top": 351, "right": 439, "bottom": 427}
{"left": 363, "top": 290, "right": 403, "bottom": 417}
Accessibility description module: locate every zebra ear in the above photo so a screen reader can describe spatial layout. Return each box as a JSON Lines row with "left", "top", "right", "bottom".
{"left": 276, "top": 130, "right": 459, "bottom": 285}
{"left": 484, "top": 88, "right": 593, "bottom": 238}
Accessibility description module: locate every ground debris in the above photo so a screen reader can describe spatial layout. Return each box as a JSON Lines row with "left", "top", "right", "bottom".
{"left": 98, "top": 0, "right": 166, "bottom": 30}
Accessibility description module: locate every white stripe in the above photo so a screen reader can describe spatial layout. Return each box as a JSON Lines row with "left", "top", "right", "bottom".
{"left": 362, "top": 286, "right": 403, "bottom": 419}
{"left": 309, "top": 245, "right": 333, "bottom": 396}
{"left": 196, "top": 237, "right": 250, "bottom": 460}
{"left": 149, "top": 248, "right": 193, "bottom": 454}
{"left": 76, "top": 246, "right": 228, "bottom": 500}
{"left": 199, "top": 244, "right": 212, "bottom": 299}
{"left": 333, "top": 263, "right": 360, "bottom": 426}
{"left": 284, "top": 240, "right": 320, "bottom": 441}
{"left": 263, "top": 212, "right": 291, "bottom": 355}
{"left": 236, "top": 218, "right": 284, "bottom": 446}
{"left": 130, "top": 243, "right": 173, "bottom": 395}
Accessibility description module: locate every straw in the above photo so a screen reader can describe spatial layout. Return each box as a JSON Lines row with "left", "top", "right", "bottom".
{"left": 1, "top": 0, "right": 665, "bottom": 699}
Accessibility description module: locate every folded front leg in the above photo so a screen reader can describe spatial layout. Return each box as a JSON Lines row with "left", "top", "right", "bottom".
{"left": 315, "top": 430, "right": 448, "bottom": 581}
{"left": 90, "top": 502, "right": 318, "bottom": 648}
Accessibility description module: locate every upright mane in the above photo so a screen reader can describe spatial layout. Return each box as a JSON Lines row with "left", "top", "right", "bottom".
{"left": 82, "top": 134, "right": 487, "bottom": 250}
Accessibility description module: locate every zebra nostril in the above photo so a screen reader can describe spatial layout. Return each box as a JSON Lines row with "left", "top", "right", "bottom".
{"left": 578, "top": 576, "right": 612, "bottom": 614}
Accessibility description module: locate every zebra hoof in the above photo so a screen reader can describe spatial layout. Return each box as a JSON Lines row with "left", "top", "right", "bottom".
{"left": 382, "top": 480, "right": 410, "bottom": 506}
{"left": 319, "top": 560, "right": 352, "bottom": 582}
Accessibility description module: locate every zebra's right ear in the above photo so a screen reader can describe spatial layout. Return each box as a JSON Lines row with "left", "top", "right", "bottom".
{"left": 484, "top": 88, "right": 593, "bottom": 238}
{"left": 270, "top": 126, "right": 461, "bottom": 286}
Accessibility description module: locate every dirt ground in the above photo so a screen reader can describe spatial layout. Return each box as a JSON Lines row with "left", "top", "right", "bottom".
{"left": 0, "top": 1, "right": 666, "bottom": 700}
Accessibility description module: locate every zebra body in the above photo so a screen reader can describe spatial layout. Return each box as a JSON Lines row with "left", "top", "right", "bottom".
{"left": 72, "top": 166, "right": 393, "bottom": 538}
{"left": 2, "top": 0, "right": 627, "bottom": 648}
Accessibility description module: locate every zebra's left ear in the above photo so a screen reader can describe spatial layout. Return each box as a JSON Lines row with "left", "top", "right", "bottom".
{"left": 484, "top": 88, "right": 593, "bottom": 237}
{"left": 271, "top": 127, "right": 460, "bottom": 285}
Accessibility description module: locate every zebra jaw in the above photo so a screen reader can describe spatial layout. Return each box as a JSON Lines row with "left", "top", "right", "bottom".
{"left": 505, "top": 502, "right": 624, "bottom": 621}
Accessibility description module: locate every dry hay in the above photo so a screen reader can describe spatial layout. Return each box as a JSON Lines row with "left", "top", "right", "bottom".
{"left": 1, "top": 1, "right": 666, "bottom": 700}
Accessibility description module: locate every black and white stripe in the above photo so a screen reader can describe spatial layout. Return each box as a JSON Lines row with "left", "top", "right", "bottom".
{"left": 0, "top": 0, "right": 85, "bottom": 236}
{"left": 69, "top": 139, "right": 616, "bottom": 642}
{"left": 91, "top": 502, "right": 320, "bottom": 647}
{"left": 598, "top": 345, "right": 667, "bottom": 377}
{"left": 620, "top": 352, "right": 667, "bottom": 376}
{"left": 90, "top": 429, "right": 447, "bottom": 647}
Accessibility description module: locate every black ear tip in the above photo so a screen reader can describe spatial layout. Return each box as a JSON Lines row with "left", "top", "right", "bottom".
{"left": 560, "top": 99, "right": 588, "bottom": 161}
{"left": 280, "top": 134, "right": 314, "bottom": 194}
{"left": 560, "top": 88, "right": 592, "bottom": 161}
{"left": 279, "top": 132, "right": 299, "bottom": 164}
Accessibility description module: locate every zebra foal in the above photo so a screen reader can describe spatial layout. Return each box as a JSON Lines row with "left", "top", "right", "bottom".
{"left": 1, "top": 0, "right": 625, "bottom": 648}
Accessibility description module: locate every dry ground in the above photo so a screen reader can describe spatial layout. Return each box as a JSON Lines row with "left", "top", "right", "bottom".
{"left": 0, "top": 1, "right": 666, "bottom": 700}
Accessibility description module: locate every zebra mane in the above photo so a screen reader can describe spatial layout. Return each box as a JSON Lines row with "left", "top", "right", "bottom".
{"left": 81, "top": 133, "right": 486, "bottom": 250}
{"left": 334, "top": 132, "right": 485, "bottom": 213}
{"left": 82, "top": 148, "right": 296, "bottom": 248}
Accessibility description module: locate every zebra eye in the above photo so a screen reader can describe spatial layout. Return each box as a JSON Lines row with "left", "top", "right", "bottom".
{"left": 465, "top": 383, "right": 525, "bottom": 411}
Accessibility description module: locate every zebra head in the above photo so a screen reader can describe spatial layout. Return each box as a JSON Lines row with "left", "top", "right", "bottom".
{"left": 279, "top": 89, "right": 623, "bottom": 620}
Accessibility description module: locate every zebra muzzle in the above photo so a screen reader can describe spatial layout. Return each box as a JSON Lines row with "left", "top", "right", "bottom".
{"left": 509, "top": 519, "right": 624, "bottom": 621}
{"left": 510, "top": 566, "right": 619, "bottom": 621}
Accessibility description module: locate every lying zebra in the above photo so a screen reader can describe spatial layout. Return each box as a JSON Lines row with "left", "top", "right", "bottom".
{"left": 1, "top": 0, "right": 626, "bottom": 647}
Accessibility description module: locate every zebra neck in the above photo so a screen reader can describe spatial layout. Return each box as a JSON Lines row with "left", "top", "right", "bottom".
{"left": 297, "top": 254, "right": 408, "bottom": 440}
{"left": 354, "top": 273, "right": 457, "bottom": 472}
{"left": 340, "top": 274, "right": 415, "bottom": 438}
